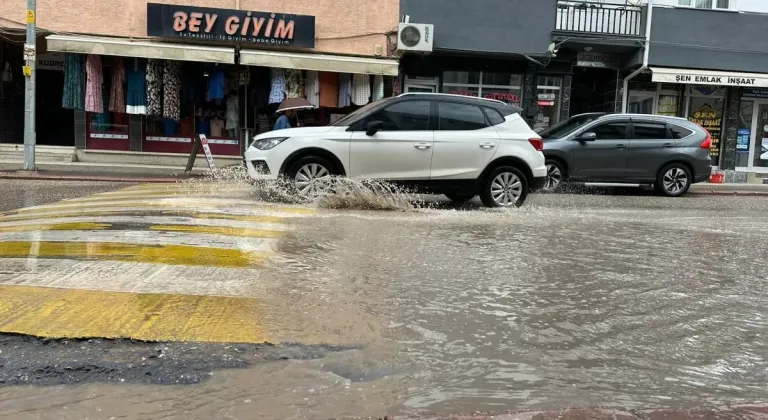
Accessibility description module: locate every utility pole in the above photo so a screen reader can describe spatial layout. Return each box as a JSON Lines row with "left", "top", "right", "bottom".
{"left": 22, "top": 0, "right": 37, "bottom": 170}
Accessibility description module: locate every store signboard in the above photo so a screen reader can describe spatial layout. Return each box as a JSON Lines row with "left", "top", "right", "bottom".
{"left": 576, "top": 52, "right": 619, "bottom": 69}
{"left": 37, "top": 52, "right": 64, "bottom": 71}
{"left": 147, "top": 3, "right": 316, "bottom": 48}
{"left": 653, "top": 71, "right": 768, "bottom": 87}
{"left": 742, "top": 88, "right": 768, "bottom": 99}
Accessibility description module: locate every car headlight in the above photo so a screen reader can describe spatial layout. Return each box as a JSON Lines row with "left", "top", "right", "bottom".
{"left": 251, "top": 137, "right": 288, "bottom": 150}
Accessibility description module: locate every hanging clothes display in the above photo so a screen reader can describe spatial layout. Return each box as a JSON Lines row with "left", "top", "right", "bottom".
{"left": 84, "top": 55, "right": 104, "bottom": 113}
{"left": 318, "top": 72, "right": 339, "bottom": 108}
{"left": 126, "top": 59, "right": 147, "bottom": 115}
{"left": 207, "top": 68, "right": 225, "bottom": 101}
{"left": 226, "top": 94, "right": 238, "bottom": 136}
{"left": 269, "top": 68, "right": 286, "bottom": 104}
{"left": 146, "top": 59, "right": 163, "bottom": 116}
{"left": 93, "top": 85, "right": 112, "bottom": 130}
{"left": 285, "top": 69, "right": 304, "bottom": 99}
{"left": 372, "top": 75, "right": 385, "bottom": 101}
{"left": 352, "top": 74, "right": 371, "bottom": 106}
{"left": 338, "top": 73, "right": 352, "bottom": 107}
{"left": 62, "top": 54, "right": 84, "bottom": 110}
{"left": 163, "top": 60, "right": 182, "bottom": 121}
{"left": 109, "top": 58, "right": 125, "bottom": 113}
{"left": 305, "top": 71, "right": 319, "bottom": 107}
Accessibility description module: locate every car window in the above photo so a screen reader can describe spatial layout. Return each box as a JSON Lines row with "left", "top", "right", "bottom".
{"left": 633, "top": 123, "right": 669, "bottom": 140}
{"left": 589, "top": 122, "right": 628, "bottom": 140}
{"left": 540, "top": 114, "right": 603, "bottom": 138}
{"left": 668, "top": 124, "right": 694, "bottom": 139}
{"left": 438, "top": 102, "right": 488, "bottom": 131}
{"left": 482, "top": 107, "right": 505, "bottom": 126}
{"left": 364, "top": 100, "right": 432, "bottom": 131}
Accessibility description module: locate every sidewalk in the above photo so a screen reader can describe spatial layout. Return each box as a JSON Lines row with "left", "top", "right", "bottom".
{"left": 0, "top": 169, "right": 196, "bottom": 183}
{"left": 689, "top": 182, "right": 768, "bottom": 196}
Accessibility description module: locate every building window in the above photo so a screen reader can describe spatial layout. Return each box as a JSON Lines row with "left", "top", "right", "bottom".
{"left": 441, "top": 71, "right": 523, "bottom": 107}
{"left": 533, "top": 76, "right": 562, "bottom": 132}
{"left": 678, "top": 0, "right": 731, "bottom": 10}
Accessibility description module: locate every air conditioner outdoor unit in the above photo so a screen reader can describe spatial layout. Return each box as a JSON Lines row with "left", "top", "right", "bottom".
{"left": 397, "top": 23, "right": 434, "bottom": 53}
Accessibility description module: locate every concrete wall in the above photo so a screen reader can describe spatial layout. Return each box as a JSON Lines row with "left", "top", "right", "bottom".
{"left": 648, "top": 6, "right": 768, "bottom": 72}
{"left": 399, "top": 0, "right": 555, "bottom": 55}
{"left": 0, "top": 0, "right": 398, "bottom": 57}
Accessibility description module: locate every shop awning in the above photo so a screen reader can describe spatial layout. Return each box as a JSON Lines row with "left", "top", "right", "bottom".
{"left": 651, "top": 67, "right": 768, "bottom": 88}
{"left": 45, "top": 35, "right": 236, "bottom": 64}
{"left": 239, "top": 49, "right": 399, "bottom": 76}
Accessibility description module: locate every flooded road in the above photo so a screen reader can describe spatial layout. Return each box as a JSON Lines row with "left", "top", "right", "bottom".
{"left": 1, "top": 179, "right": 768, "bottom": 419}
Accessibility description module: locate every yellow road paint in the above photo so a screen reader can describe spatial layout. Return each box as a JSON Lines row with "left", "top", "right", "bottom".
{"left": 0, "top": 209, "right": 288, "bottom": 224}
{"left": 0, "top": 285, "right": 268, "bottom": 343}
{"left": 150, "top": 224, "right": 286, "bottom": 238}
{"left": 0, "top": 222, "right": 111, "bottom": 233}
{"left": 5, "top": 199, "right": 315, "bottom": 216}
{"left": 0, "top": 241, "right": 268, "bottom": 268}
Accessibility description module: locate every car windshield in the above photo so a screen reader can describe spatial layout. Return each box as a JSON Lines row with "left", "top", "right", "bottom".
{"left": 330, "top": 98, "right": 393, "bottom": 127}
{"left": 539, "top": 114, "right": 603, "bottom": 139}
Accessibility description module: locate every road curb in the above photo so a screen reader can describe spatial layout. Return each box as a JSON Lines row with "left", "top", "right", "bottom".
{"left": 688, "top": 190, "right": 768, "bottom": 196}
{"left": 0, "top": 171, "right": 188, "bottom": 183}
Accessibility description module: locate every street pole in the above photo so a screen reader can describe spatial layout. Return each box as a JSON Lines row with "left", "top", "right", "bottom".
{"left": 22, "top": 0, "right": 37, "bottom": 170}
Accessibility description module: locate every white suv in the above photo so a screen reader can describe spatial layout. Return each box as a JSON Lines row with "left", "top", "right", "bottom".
{"left": 244, "top": 93, "right": 546, "bottom": 207}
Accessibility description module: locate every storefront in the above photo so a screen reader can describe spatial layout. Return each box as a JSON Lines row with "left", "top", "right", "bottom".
{"left": 35, "top": 2, "right": 398, "bottom": 157}
{"left": 734, "top": 88, "right": 768, "bottom": 174}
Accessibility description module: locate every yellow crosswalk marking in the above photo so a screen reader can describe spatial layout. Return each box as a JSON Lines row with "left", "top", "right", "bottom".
{"left": 0, "top": 285, "right": 268, "bottom": 343}
{"left": 149, "top": 224, "right": 285, "bottom": 238}
{"left": 0, "top": 209, "right": 288, "bottom": 224}
{"left": 0, "top": 222, "right": 111, "bottom": 233}
{"left": 4, "top": 200, "right": 315, "bottom": 216}
{"left": 0, "top": 241, "right": 268, "bottom": 268}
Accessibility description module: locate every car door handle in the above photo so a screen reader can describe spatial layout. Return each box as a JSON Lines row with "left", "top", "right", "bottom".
{"left": 662, "top": 143, "right": 673, "bottom": 148}
{"left": 615, "top": 144, "right": 626, "bottom": 149}
{"left": 479, "top": 143, "right": 496, "bottom": 149}
{"left": 414, "top": 143, "right": 431, "bottom": 149}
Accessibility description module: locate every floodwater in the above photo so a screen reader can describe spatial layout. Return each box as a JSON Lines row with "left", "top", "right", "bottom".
{"left": 2, "top": 177, "right": 768, "bottom": 419}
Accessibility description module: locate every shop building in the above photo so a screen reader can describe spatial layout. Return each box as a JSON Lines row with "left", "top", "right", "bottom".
{"left": 623, "top": 3, "right": 768, "bottom": 182}
{"left": 0, "top": 0, "right": 399, "bottom": 165}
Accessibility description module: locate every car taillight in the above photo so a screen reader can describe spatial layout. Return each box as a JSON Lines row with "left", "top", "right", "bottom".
{"left": 700, "top": 132, "right": 712, "bottom": 149}
{"left": 528, "top": 138, "right": 544, "bottom": 152}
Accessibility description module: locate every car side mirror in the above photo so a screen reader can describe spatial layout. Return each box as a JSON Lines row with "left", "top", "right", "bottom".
{"left": 576, "top": 132, "right": 597, "bottom": 142}
{"left": 365, "top": 120, "right": 384, "bottom": 136}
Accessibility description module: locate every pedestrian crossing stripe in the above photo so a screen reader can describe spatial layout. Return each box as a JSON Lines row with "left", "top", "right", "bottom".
{"left": 0, "top": 222, "right": 111, "bottom": 233}
{"left": 0, "top": 284, "right": 268, "bottom": 343}
{"left": 0, "top": 209, "right": 289, "bottom": 224}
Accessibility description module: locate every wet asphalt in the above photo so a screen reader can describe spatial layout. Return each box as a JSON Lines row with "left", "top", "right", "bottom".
{"left": 0, "top": 178, "right": 767, "bottom": 419}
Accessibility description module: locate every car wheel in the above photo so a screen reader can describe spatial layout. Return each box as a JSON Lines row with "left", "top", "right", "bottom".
{"left": 655, "top": 163, "right": 692, "bottom": 197}
{"left": 285, "top": 156, "right": 336, "bottom": 198}
{"left": 543, "top": 159, "right": 565, "bottom": 192}
{"left": 444, "top": 192, "right": 475, "bottom": 203}
{"left": 480, "top": 166, "right": 529, "bottom": 208}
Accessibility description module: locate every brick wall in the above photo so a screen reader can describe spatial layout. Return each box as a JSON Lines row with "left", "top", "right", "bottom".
{"left": 0, "top": 0, "right": 398, "bottom": 57}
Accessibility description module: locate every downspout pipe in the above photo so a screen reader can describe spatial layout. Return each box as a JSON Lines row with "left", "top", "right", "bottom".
{"left": 622, "top": 0, "right": 653, "bottom": 113}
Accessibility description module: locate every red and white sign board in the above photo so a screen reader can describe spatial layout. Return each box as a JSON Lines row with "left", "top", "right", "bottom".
{"left": 199, "top": 134, "right": 216, "bottom": 170}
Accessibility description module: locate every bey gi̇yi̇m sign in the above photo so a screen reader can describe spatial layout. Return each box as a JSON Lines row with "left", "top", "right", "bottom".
{"left": 653, "top": 70, "right": 768, "bottom": 87}
{"left": 146, "top": 3, "right": 316, "bottom": 48}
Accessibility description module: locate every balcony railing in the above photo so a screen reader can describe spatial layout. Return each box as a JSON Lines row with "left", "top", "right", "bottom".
{"left": 556, "top": 1, "right": 643, "bottom": 36}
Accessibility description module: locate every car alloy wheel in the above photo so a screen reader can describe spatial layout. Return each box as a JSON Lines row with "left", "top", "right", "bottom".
{"left": 662, "top": 167, "right": 688, "bottom": 195}
{"left": 490, "top": 171, "right": 523, "bottom": 206}
{"left": 294, "top": 163, "right": 331, "bottom": 196}
{"left": 543, "top": 163, "right": 562, "bottom": 192}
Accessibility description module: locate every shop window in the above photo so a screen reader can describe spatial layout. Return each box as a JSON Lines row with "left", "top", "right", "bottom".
{"left": 441, "top": 70, "right": 522, "bottom": 107}
{"left": 688, "top": 95, "right": 725, "bottom": 165}
{"left": 753, "top": 104, "right": 768, "bottom": 169}
{"left": 534, "top": 76, "right": 562, "bottom": 132}
{"left": 628, "top": 93, "right": 654, "bottom": 114}
{"left": 437, "top": 102, "right": 488, "bottom": 131}
{"left": 365, "top": 100, "right": 431, "bottom": 131}
{"left": 632, "top": 123, "right": 668, "bottom": 140}
{"left": 736, "top": 100, "right": 753, "bottom": 168}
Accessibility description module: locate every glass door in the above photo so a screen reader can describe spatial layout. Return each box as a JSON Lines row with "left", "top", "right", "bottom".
{"left": 748, "top": 101, "right": 768, "bottom": 172}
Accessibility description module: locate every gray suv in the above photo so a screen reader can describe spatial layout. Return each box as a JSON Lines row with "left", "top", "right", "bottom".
{"left": 541, "top": 114, "right": 712, "bottom": 196}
